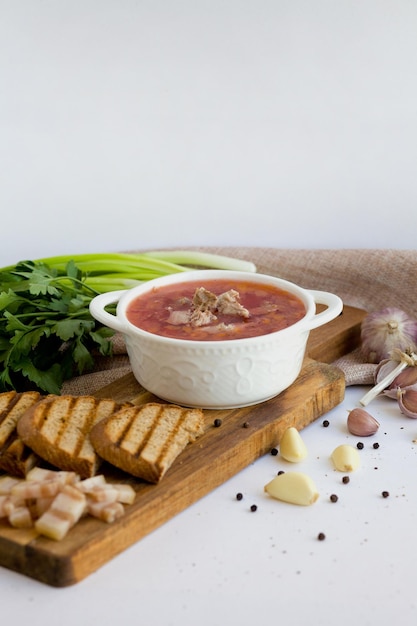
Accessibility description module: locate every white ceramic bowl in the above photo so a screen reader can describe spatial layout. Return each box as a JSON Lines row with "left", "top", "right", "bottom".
{"left": 89, "top": 270, "right": 343, "bottom": 409}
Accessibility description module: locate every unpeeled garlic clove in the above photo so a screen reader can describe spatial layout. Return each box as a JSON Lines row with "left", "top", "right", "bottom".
{"left": 383, "top": 387, "right": 399, "bottom": 399}
{"left": 389, "top": 366, "right": 417, "bottom": 389}
{"left": 384, "top": 382, "right": 417, "bottom": 400}
{"left": 374, "top": 358, "right": 398, "bottom": 384}
{"left": 397, "top": 388, "right": 417, "bottom": 418}
{"left": 347, "top": 408, "right": 380, "bottom": 437}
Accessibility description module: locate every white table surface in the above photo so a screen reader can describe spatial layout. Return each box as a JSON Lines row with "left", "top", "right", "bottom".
{"left": 1, "top": 384, "right": 416, "bottom": 626}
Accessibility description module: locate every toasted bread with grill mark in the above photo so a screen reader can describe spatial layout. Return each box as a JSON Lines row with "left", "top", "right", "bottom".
{"left": 90, "top": 402, "right": 205, "bottom": 483}
{"left": 16, "top": 395, "right": 126, "bottom": 478}
{"left": 0, "top": 390, "right": 43, "bottom": 477}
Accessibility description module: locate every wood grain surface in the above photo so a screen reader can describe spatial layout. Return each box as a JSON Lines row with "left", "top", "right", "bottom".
{"left": 0, "top": 305, "right": 366, "bottom": 587}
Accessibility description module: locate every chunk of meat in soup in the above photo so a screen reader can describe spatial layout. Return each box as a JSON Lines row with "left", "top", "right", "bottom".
{"left": 190, "top": 308, "right": 217, "bottom": 327}
{"left": 168, "top": 287, "right": 249, "bottom": 328}
{"left": 166, "top": 309, "right": 191, "bottom": 325}
{"left": 215, "top": 289, "right": 250, "bottom": 318}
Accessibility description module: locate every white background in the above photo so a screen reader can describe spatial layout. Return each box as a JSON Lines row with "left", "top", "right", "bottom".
{"left": 1, "top": 0, "right": 417, "bottom": 268}
{"left": 1, "top": 4, "right": 417, "bottom": 624}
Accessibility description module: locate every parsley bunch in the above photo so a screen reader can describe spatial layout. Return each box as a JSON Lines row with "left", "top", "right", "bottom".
{"left": 0, "top": 260, "right": 114, "bottom": 394}
{"left": 0, "top": 251, "right": 256, "bottom": 395}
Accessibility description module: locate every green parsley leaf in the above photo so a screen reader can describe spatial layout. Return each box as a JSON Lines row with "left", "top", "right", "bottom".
{"left": 0, "top": 259, "right": 114, "bottom": 394}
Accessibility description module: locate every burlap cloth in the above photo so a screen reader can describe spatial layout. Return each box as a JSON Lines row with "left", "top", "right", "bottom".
{"left": 62, "top": 248, "right": 417, "bottom": 396}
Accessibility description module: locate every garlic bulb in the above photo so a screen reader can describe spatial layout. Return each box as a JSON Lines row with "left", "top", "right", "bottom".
{"left": 361, "top": 307, "right": 417, "bottom": 364}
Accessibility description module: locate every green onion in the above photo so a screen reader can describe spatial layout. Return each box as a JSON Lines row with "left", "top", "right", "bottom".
{"left": 142, "top": 250, "right": 257, "bottom": 273}
{"left": 6, "top": 250, "right": 257, "bottom": 293}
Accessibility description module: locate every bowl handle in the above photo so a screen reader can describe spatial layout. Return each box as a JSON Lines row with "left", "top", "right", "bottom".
{"left": 89, "top": 290, "right": 127, "bottom": 333}
{"left": 306, "top": 290, "right": 344, "bottom": 330}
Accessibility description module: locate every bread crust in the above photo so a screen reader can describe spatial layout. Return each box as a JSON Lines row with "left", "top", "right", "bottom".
{"left": 90, "top": 402, "right": 205, "bottom": 483}
{"left": 0, "top": 390, "right": 43, "bottom": 477}
{"left": 17, "top": 395, "right": 124, "bottom": 478}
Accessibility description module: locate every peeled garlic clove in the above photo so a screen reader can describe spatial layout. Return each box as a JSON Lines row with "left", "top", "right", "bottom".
{"left": 279, "top": 427, "right": 308, "bottom": 462}
{"left": 347, "top": 408, "right": 379, "bottom": 436}
{"left": 331, "top": 444, "right": 360, "bottom": 472}
{"left": 361, "top": 307, "right": 417, "bottom": 364}
{"left": 264, "top": 471, "right": 319, "bottom": 506}
{"left": 397, "top": 388, "right": 417, "bottom": 418}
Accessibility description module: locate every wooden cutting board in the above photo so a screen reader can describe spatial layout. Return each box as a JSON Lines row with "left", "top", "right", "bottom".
{"left": 0, "top": 304, "right": 366, "bottom": 587}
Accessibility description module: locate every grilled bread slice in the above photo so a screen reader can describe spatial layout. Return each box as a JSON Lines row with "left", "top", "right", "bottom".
{"left": 17, "top": 395, "right": 126, "bottom": 479}
{"left": 90, "top": 402, "right": 205, "bottom": 483}
{"left": 0, "top": 390, "right": 43, "bottom": 477}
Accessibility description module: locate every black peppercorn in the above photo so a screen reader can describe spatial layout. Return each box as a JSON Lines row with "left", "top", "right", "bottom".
{"left": 322, "top": 420, "right": 330, "bottom": 427}
{"left": 342, "top": 476, "right": 350, "bottom": 484}
{"left": 382, "top": 490, "right": 389, "bottom": 498}
{"left": 357, "top": 442, "right": 364, "bottom": 449}
{"left": 250, "top": 504, "right": 257, "bottom": 512}
{"left": 277, "top": 470, "right": 285, "bottom": 475}
{"left": 236, "top": 492, "right": 243, "bottom": 501}
{"left": 270, "top": 447, "right": 278, "bottom": 456}
{"left": 373, "top": 442, "right": 380, "bottom": 449}
{"left": 317, "top": 532, "right": 326, "bottom": 541}
{"left": 330, "top": 494, "right": 338, "bottom": 503}
{"left": 213, "top": 418, "right": 222, "bottom": 427}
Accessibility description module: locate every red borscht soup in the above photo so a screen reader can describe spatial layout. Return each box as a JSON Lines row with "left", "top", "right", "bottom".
{"left": 126, "top": 279, "right": 306, "bottom": 341}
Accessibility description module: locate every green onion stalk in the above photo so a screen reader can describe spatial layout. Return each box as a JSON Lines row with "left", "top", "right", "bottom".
{"left": 28, "top": 250, "right": 256, "bottom": 293}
